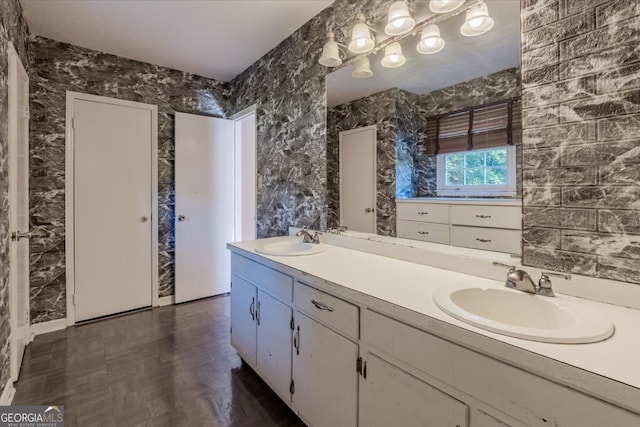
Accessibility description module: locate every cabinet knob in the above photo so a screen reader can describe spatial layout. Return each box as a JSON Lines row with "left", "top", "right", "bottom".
{"left": 140, "top": 216, "right": 149, "bottom": 223}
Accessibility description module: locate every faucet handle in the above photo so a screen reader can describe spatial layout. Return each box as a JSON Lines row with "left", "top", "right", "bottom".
{"left": 541, "top": 271, "right": 572, "bottom": 281}
{"left": 312, "top": 231, "right": 322, "bottom": 244}
{"left": 492, "top": 261, "right": 516, "bottom": 272}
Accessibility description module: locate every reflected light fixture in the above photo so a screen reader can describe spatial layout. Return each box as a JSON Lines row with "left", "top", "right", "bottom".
{"left": 348, "top": 14, "right": 375, "bottom": 54}
{"left": 417, "top": 24, "right": 445, "bottom": 54}
{"left": 384, "top": 1, "right": 416, "bottom": 36}
{"left": 318, "top": 32, "right": 344, "bottom": 67}
{"left": 352, "top": 57, "right": 373, "bottom": 78}
{"left": 460, "top": 2, "right": 495, "bottom": 36}
{"left": 381, "top": 42, "right": 406, "bottom": 68}
{"left": 429, "top": 0, "right": 465, "bottom": 14}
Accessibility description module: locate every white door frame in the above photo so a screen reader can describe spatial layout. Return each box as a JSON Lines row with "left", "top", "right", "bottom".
{"left": 339, "top": 125, "right": 377, "bottom": 232}
{"left": 65, "top": 91, "right": 159, "bottom": 325}
{"left": 8, "top": 41, "right": 29, "bottom": 383}
{"left": 231, "top": 105, "right": 257, "bottom": 241}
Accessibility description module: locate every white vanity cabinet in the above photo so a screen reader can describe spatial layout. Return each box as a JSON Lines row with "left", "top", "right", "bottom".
{"left": 396, "top": 199, "right": 522, "bottom": 254}
{"left": 292, "top": 282, "right": 359, "bottom": 427}
{"left": 230, "top": 253, "right": 294, "bottom": 401}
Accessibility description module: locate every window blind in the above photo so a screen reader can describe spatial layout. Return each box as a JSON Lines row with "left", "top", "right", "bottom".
{"left": 434, "top": 98, "right": 521, "bottom": 154}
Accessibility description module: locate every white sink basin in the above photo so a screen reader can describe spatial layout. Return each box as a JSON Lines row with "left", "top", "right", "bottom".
{"left": 255, "top": 239, "right": 328, "bottom": 256}
{"left": 433, "top": 286, "right": 614, "bottom": 344}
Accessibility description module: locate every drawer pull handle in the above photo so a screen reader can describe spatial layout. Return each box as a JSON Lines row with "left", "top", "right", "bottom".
{"left": 418, "top": 231, "right": 429, "bottom": 235}
{"left": 249, "top": 297, "right": 255, "bottom": 321}
{"left": 417, "top": 211, "right": 429, "bottom": 215}
{"left": 293, "top": 326, "right": 300, "bottom": 355}
{"left": 476, "top": 238, "right": 492, "bottom": 243}
{"left": 475, "top": 214, "right": 492, "bottom": 219}
{"left": 311, "top": 299, "right": 334, "bottom": 312}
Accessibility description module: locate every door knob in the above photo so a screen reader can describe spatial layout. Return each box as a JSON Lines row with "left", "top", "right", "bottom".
{"left": 364, "top": 207, "right": 374, "bottom": 213}
{"left": 178, "top": 215, "right": 186, "bottom": 222}
{"left": 141, "top": 216, "right": 149, "bottom": 223}
{"left": 11, "top": 231, "right": 32, "bottom": 241}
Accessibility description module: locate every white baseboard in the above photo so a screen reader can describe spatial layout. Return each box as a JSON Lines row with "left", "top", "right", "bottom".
{"left": 0, "top": 380, "right": 15, "bottom": 406}
{"left": 30, "top": 318, "right": 67, "bottom": 336}
{"left": 158, "top": 295, "right": 175, "bottom": 307}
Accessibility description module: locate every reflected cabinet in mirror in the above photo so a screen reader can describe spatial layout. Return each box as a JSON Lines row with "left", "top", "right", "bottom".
{"left": 326, "top": 0, "right": 522, "bottom": 254}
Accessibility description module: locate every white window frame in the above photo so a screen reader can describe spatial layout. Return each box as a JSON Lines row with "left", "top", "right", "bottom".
{"left": 436, "top": 145, "right": 516, "bottom": 197}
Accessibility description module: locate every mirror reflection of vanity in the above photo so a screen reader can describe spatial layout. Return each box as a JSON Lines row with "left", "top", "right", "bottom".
{"left": 325, "top": 0, "right": 522, "bottom": 254}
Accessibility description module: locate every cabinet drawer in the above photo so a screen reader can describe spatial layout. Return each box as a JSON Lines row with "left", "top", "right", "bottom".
{"left": 231, "top": 253, "right": 293, "bottom": 302}
{"left": 450, "top": 205, "right": 521, "bottom": 229}
{"left": 397, "top": 202, "right": 449, "bottom": 223}
{"left": 294, "top": 282, "right": 359, "bottom": 340}
{"left": 450, "top": 226, "right": 521, "bottom": 254}
{"left": 396, "top": 220, "right": 450, "bottom": 244}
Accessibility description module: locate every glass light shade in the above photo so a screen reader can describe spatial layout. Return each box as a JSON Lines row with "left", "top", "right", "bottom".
{"left": 385, "top": 1, "right": 416, "bottom": 36}
{"left": 319, "top": 36, "right": 342, "bottom": 67}
{"left": 348, "top": 22, "right": 375, "bottom": 53}
{"left": 352, "top": 57, "right": 373, "bottom": 78}
{"left": 460, "top": 2, "right": 495, "bottom": 36}
{"left": 381, "top": 42, "right": 406, "bottom": 68}
{"left": 429, "top": 0, "right": 465, "bottom": 13}
{"left": 417, "top": 24, "right": 445, "bottom": 54}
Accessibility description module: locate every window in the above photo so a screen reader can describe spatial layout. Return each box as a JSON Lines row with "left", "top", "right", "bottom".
{"left": 428, "top": 98, "right": 521, "bottom": 197}
{"left": 437, "top": 146, "right": 516, "bottom": 196}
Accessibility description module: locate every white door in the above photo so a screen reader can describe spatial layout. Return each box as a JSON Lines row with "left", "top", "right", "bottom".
{"left": 339, "top": 126, "right": 377, "bottom": 233}
{"left": 257, "top": 291, "right": 292, "bottom": 401}
{"left": 293, "top": 312, "right": 358, "bottom": 427}
{"left": 73, "top": 98, "right": 155, "bottom": 322}
{"left": 360, "top": 352, "right": 469, "bottom": 427}
{"left": 8, "top": 42, "right": 30, "bottom": 381}
{"left": 230, "top": 275, "right": 257, "bottom": 366}
{"left": 175, "top": 112, "right": 234, "bottom": 303}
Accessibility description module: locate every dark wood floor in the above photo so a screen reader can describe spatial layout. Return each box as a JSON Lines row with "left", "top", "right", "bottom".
{"left": 13, "top": 295, "right": 305, "bottom": 427}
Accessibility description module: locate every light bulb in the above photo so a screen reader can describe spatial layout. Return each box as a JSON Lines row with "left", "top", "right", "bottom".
{"left": 424, "top": 37, "right": 437, "bottom": 47}
{"left": 356, "top": 39, "right": 366, "bottom": 47}
{"left": 390, "top": 53, "right": 399, "bottom": 63}
{"left": 393, "top": 18, "right": 406, "bottom": 28}
{"left": 469, "top": 17, "right": 484, "bottom": 28}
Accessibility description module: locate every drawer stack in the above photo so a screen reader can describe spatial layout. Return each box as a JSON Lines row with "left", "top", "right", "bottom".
{"left": 396, "top": 199, "right": 522, "bottom": 254}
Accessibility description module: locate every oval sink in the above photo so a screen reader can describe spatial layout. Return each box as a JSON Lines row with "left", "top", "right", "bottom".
{"left": 255, "top": 240, "right": 328, "bottom": 256}
{"left": 433, "top": 286, "right": 614, "bottom": 344}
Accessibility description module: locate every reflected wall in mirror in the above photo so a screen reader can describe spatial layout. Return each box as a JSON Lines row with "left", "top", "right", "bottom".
{"left": 326, "top": 0, "right": 521, "bottom": 242}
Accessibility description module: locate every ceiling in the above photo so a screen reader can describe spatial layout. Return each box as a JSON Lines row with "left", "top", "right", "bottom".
{"left": 20, "top": 0, "right": 333, "bottom": 82}
{"left": 327, "top": 0, "right": 521, "bottom": 107}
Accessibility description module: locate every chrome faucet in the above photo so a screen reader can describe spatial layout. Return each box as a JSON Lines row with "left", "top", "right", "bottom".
{"left": 493, "top": 262, "right": 571, "bottom": 297}
{"left": 296, "top": 229, "right": 321, "bottom": 244}
{"left": 328, "top": 225, "right": 348, "bottom": 235}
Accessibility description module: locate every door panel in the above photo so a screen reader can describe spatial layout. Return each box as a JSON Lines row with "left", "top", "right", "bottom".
{"left": 257, "top": 291, "right": 292, "bottom": 401}
{"left": 293, "top": 312, "right": 358, "bottom": 427}
{"left": 360, "top": 352, "right": 468, "bottom": 427}
{"left": 175, "top": 112, "right": 234, "bottom": 303}
{"left": 340, "top": 126, "right": 376, "bottom": 233}
{"left": 74, "top": 99, "right": 153, "bottom": 322}
{"left": 230, "top": 275, "right": 257, "bottom": 366}
{"left": 8, "top": 42, "right": 30, "bottom": 381}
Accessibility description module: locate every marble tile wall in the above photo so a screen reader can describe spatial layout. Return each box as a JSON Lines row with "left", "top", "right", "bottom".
{"left": 521, "top": 0, "right": 640, "bottom": 284}
{"left": 28, "top": 37, "right": 229, "bottom": 323}
{"left": 0, "top": 0, "right": 29, "bottom": 400}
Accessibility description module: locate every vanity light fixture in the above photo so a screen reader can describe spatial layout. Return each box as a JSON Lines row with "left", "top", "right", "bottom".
{"left": 381, "top": 42, "right": 406, "bottom": 68}
{"left": 352, "top": 57, "right": 373, "bottom": 78}
{"left": 384, "top": 1, "right": 416, "bottom": 36}
{"left": 348, "top": 14, "right": 375, "bottom": 54}
{"left": 319, "top": 32, "right": 345, "bottom": 67}
{"left": 429, "top": 0, "right": 465, "bottom": 14}
{"left": 460, "top": 1, "right": 495, "bottom": 37}
{"left": 417, "top": 24, "right": 445, "bottom": 54}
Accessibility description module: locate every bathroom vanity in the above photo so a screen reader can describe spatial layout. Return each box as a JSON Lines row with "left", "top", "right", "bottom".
{"left": 227, "top": 235, "right": 640, "bottom": 427}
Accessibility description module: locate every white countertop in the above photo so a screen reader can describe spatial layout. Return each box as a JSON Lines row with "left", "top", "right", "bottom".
{"left": 398, "top": 197, "right": 522, "bottom": 206}
{"left": 228, "top": 236, "right": 640, "bottom": 406}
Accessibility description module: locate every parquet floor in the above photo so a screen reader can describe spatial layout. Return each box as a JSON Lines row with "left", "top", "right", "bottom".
{"left": 13, "top": 295, "right": 305, "bottom": 427}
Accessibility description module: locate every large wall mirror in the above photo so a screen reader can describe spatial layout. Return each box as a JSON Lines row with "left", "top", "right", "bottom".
{"left": 326, "top": 0, "right": 522, "bottom": 253}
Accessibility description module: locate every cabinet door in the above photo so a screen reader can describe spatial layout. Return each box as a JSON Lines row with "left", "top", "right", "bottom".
{"left": 230, "top": 275, "right": 257, "bottom": 366}
{"left": 257, "top": 291, "right": 293, "bottom": 400}
{"left": 360, "top": 353, "right": 468, "bottom": 427}
{"left": 293, "top": 312, "right": 358, "bottom": 427}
